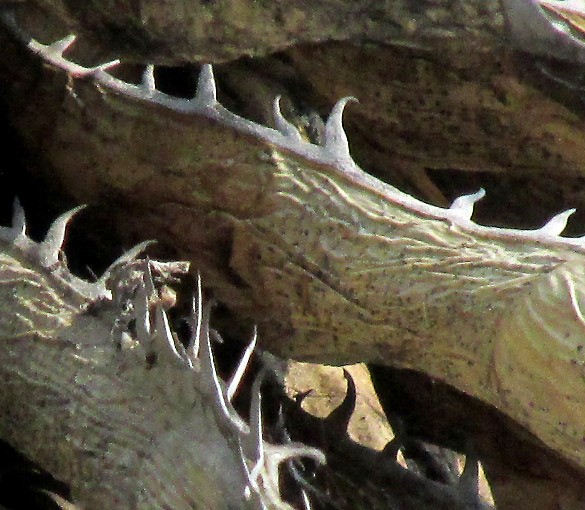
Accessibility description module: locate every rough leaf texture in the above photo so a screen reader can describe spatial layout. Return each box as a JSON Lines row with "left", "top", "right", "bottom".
{"left": 3, "top": 1, "right": 585, "bottom": 508}
{"left": 0, "top": 205, "right": 329, "bottom": 509}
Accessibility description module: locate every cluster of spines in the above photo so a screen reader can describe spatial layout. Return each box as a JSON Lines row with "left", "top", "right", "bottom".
{"left": 0, "top": 197, "right": 325, "bottom": 509}
{"left": 278, "top": 369, "right": 487, "bottom": 508}
{"left": 0, "top": 198, "right": 489, "bottom": 507}
{"left": 3, "top": 7, "right": 585, "bottom": 253}
{"left": 126, "top": 261, "right": 327, "bottom": 509}
{"left": 0, "top": 198, "right": 152, "bottom": 300}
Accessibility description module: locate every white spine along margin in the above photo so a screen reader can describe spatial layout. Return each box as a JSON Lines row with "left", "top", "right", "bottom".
{"left": 0, "top": 195, "right": 326, "bottom": 510}
{"left": 3, "top": 8, "right": 585, "bottom": 252}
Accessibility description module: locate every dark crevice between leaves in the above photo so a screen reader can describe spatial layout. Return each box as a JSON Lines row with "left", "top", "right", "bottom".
{"left": 0, "top": 440, "right": 73, "bottom": 510}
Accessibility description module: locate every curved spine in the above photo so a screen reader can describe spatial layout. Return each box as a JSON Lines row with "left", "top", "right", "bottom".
{"left": 4, "top": 7, "right": 585, "bottom": 478}
{"left": 2, "top": 14, "right": 585, "bottom": 252}
{"left": 0, "top": 203, "right": 325, "bottom": 509}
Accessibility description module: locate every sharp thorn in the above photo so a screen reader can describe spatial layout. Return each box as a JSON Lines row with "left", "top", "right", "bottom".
{"left": 294, "top": 389, "right": 313, "bottom": 407}
{"left": 187, "top": 273, "right": 203, "bottom": 362}
{"left": 238, "top": 441, "right": 255, "bottom": 493}
{"left": 91, "top": 59, "right": 121, "bottom": 74}
{"left": 539, "top": 208, "right": 576, "bottom": 236}
{"left": 47, "top": 35, "right": 77, "bottom": 56}
{"left": 195, "top": 64, "right": 217, "bottom": 106}
{"left": 1, "top": 197, "right": 28, "bottom": 244}
{"left": 449, "top": 188, "right": 486, "bottom": 220}
{"left": 11, "top": 197, "right": 26, "bottom": 237}
{"left": 198, "top": 300, "right": 242, "bottom": 426}
{"left": 38, "top": 205, "right": 86, "bottom": 267}
{"left": 301, "top": 490, "right": 312, "bottom": 510}
{"left": 227, "top": 326, "right": 257, "bottom": 401}
{"left": 382, "top": 437, "right": 402, "bottom": 460}
{"left": 99, "top": 240, "right": 154, "bottom": 286}
{"left": 143, "top": 258, "right": 156, "bottom": 296}
{"left": 259, "top": 443, "right": 325, "bottom": 506}
{"left": 275, "top": 404, "right": 292, "bottom": 443}
{"left": 383, "top": 416, "right": 407, "bottom": 460}
{"left": 245, "top": 369, "right": 267, "bottom": 482}
{"left": 265, "top": 442, "right": 326, "bottom": 469}
{"left": 458, "top": 443, "right": 481, "bottom": 501}
{"left": 460, "top": 454, "right": 479, "bottom": 488}
{"left": 273, "top": 96, "right": 302, "bottom": 140}
{"left": 250, "top": 369, "right": 266, "bottom": 449}
{"left": 324, "top": 369, "right": 356, "bottom": 432}
{"left": 324, "top": 96, "right": 357, "bottom": 159}
{"left": 142, "top": 65, "right": 156, "bottom": 92}
{"left": 133, "top": 281, "right": 151, "bottom": 344}
{"left": 154, "top": 302, "right": 188, "bottom": 363}
{"left": 210, "top": 328, "right": 224, "bottom": 344}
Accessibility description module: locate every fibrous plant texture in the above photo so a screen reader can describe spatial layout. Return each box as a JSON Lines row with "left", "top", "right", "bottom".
{"left": 0, "top": 199, "right": 326, "bottom": 509}
{"left": 3, "top": 1, "right": 585, "bottom": 508}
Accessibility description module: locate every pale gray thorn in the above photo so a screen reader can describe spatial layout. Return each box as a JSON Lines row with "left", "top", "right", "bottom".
{"left": 255, "top": 445, "right": 284, "bottom": 505}
{"left": 301, "top": 490, "right": 312, "bottom": 510}
{"left": 323, "top": 96, "right": 357, "bottom": 158}
{"left": 238, "top": 441, "right": 257, "bottom": 498}
{"left": 324, "top": 369, "right": 356, "bottom": 433}
{"left": 38, "top": 205, "right": 86, "bottom": 267}
{"left": 1, "top": 198, "right": 29, "bottom": 248}
{"left": 90, "top": 59, "right": 121, "bottom": 74}
{"left": 99, "top": 240, "right": 154, "bottom": 286}
{"left": 133, "top": 282, "right": 151, "bottom": 344}
{"left": 195, "top": 64, "right": 217, "bottom": 107}
{"left": 273, "top": 96, "right": 302, "bottom": 141}
{"left": 11, "top": 197, "right": 26, "bottom": 237}
{"left": 143, "top": 259, "right": 156, "bottom": 296}
{"left": 46, "top": 35, "right": 76, "bottom": 56}
{"left": 449, "top": 188, "right": 486, "bottom": 220}
{"left": 198, "top": 301, "right": 245, "bottom": 429}
{"left": 210, "top": 328, "right": 224, "bottom": 344}
{"left": 277, "top": 442, "right": 326, "bottom": 465}
{"left": 245, "top": 369, "right": 266, "bottom": 476}
{"left": 227, "top": 326, "right": 257, "bottom": 402}
{"left": 187, "top": 274, "right": 203, "bottom": 363}
{"left": 259, "top": 443, "right": 326, "bottom": 507}
{"left": 275, "top": 405, "right": 291, "bottom": 443}
{"left": 264, "top": 443, "right": 326, "bottom": 476}
{"left": 538, "top": 208, "right": 576, "bottom": 236}
{"left": 142, "top": 65, "right": 156, "bottom": 92}
{"left": 154, "top": 303, "right": 188, "bottom": 364}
